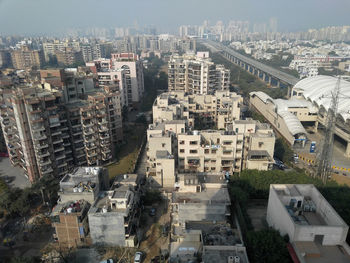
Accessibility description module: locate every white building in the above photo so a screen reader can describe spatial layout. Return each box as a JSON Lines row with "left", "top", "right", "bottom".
{"left": 267, "top": 184, "right": 350, "bottom": 262}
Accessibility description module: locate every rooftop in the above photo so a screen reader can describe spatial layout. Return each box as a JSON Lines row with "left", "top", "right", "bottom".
{"left": 173, "top": 188, "right": 230, "bottom": 205}
{"left": 52, "top": 200, "right": 89, "bottom": 215}
{"left": 272, "top": 184, "right": 348, "bottom": 227}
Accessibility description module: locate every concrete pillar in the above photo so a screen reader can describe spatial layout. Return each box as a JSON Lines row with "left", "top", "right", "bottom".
{"left": 346, "top": 142, "right": 350, "bottom": 157}
{"left": 276, "top": 80, "right": 281, "bottom": 88}
{"left": 268, "top": 76, "right": 272, "bottom": 85}
{"left": 314, "top": 121, "right": 318, "bottom": 132}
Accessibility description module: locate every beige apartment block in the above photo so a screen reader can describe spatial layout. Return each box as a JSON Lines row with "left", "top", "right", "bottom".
{"left": 178, "top": 130, "right": 243, "bottom": 174}
{"left": 168, "top": 52, "right": 230, "bottom": 94}
{"left": 146, "top": 121, "right": 183, "bottom": 188}
{"left": 10, "top": 46, "right": 44, "bottom": 69}
{"left": 152, "top": 91, "right": 242, "bottom": 129}
{"left": 232, "top": 119, "right": 275, "bottom": 170}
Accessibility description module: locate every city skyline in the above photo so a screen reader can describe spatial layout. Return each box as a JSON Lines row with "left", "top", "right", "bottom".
{"left": 0, "top": 0, "right": 350, "bottom": 35}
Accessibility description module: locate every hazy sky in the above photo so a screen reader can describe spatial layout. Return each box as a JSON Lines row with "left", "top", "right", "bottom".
{"left": 0, "top": 0, "right": 349, "bottom": 35}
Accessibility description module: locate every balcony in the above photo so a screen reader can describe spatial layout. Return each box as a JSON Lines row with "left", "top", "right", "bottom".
{"left": 41, "top": 167, "right": 53, "bottom": 174}
{"left": 35, "top": 142, "right": 48, "bottom": 149}
{"left": 31, "top": 124, "right": 45, "bottom": 131}
{"left": 37, "top": 151, "right": 50, "bottom": 158}
{"left": 83, "top": 129, "right": 94, "bottom": 136}
{"left": 86, "top": 143, "right": 97, "bottom": 150}
{"left": 99, "top": 126, "right": 108, "bottom": 132}
{"left": 39, "top": 159, "right": 51, "bottom": 166}
{"left": 49, "top": 121, "right": 60, "bottom": 128}
{"left": 51, "top": 131, "right": 62, "bottom": 137}
{"left": 52, "top": 138, "right": 63, "bottom": 144}
{"left": 33, "top": 133, "right": 47, "bottom": 141}
{"left": 87, "top": 151, "right": 98, "bottom": 158}
{"left": 54, "top": 146, "right": 65, "bottom": 153}
{"left": 99, "top": 133, "right": 110, "bottom": 139}
{"left": 83, "top": 122, "right": 94, "bottom": 128}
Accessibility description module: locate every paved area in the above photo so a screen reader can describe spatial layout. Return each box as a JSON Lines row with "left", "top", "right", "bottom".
{"left": 0, "top": 157, "right": 30, "bottom": 189}
{"left": 135, "top": 142, "right": 147, "bottom": 175}
{"left": 294, "top": 129, "right": 350, "bottom": 171}
{"left": 246, "top": 199, "right": 268, "bottom": 231}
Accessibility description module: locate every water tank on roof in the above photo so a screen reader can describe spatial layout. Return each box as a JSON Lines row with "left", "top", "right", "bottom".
{"left": 102, "top": 206, "right": 107, "bottom": 213}
{"left": 67, "top": 207, "right": 73, "bottom": 213}
{"left": 73, "top": 187, "right": 78, "bottom": 193}
{"left": 124, "top": 174, "right": 128, "bottom": 179}
{"left": 193, "top": 130, "right": 199, "bottom": 135}
{"left": 234, "top": 256, "right": 240, "bottom": 263}
{"left": 78, "top": 187, "right": 83, "bottom": 193}
{"left": 228, "top": 256, "right": 234, "bottom": 263}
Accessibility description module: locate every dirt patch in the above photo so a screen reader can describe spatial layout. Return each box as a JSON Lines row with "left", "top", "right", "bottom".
{"left": 139, "top": 199, "right": 170, "bottom": 261}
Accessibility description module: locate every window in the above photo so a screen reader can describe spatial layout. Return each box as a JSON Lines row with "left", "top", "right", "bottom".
{"left": 189, "top": 150, "right": 197, "bottom": 154}
{"left": 204, "top": 149, "right": 209, "bottom": 154}
{"left": 259, "top": 142, "right": 264, "bottom": 147}
{"left": 162, "top": 143, "right": 166, "bottom": 148}
{"left": 179, "top": 149, "right": 185, "bottom": 153}
{"left": 179, "top": 140, "right": 185, "bottom": 145}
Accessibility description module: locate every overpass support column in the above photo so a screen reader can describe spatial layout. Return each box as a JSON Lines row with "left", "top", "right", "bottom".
{"left": 346, "top": 142, "right": 350, "bottom": 157}
{"left": 276, "top": 80, "right": 280, "bottom": 88}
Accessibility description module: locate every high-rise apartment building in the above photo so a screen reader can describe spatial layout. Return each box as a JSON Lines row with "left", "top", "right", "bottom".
{"left": 10, "top": 46, "right": 44, "bottom": 69}
{"left": 0, "top": 70, "right": 123, "bottom": 182}
{"left": 168, "top": 52, "right": 230, "bottom": 94}
{"left": 87, "top": 53, "right": 144, "bottom": 109}
{"left": 110, "top": 53, "right": 144, "bottom": 108}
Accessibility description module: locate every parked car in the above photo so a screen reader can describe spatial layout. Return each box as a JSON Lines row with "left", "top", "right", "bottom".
{"left": 162, "top": 223, "right": 169, "bottom": 237}
{"left": 149, "top": 207, "right": 156, "bottom": 217}
{"left": 100, "top": 259, "right": 113, "bottom": 263}
{"left": 134, "top": 251, "right": 143, "bottom": 263}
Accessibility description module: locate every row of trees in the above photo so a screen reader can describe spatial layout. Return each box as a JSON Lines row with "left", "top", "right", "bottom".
{"left": 140, "top": 56, "right": 168, "bottom": 112}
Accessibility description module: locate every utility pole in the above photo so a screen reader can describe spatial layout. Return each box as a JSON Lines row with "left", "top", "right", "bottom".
{"left": 317, "top": 77, "right": 341, "bottom": 183}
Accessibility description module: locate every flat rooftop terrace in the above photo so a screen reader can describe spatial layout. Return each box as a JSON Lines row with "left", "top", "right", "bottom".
{"left": 172, "top": 188, "right": 230, "bottom": 204}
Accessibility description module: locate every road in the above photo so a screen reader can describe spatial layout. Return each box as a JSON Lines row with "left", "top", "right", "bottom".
{"left": 0, "top": 157, "right": 30, "bottom": 189}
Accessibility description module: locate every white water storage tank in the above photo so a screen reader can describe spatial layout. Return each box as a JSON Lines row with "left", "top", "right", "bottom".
{"left": 234, "top": 256, "right": 240, "bottom": 263}
{"left": 102, "top": 206, "right": 108, "bottom": 213}
{"left": 228, "top": 256, "right": 234, "bottom": 263}
{"left": 193, "top": 130, "right": 199, "bottom": 135}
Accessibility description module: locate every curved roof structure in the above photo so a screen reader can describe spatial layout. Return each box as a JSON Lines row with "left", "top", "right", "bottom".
{"left": 250, "top": 92, "right": 307, "bottom": 136}
{"left": 293, "top": 75, "right": 350, "bottom": 121}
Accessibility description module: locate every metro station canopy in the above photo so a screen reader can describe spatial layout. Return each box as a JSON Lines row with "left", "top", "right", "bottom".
{"left": 293, "top": 75, "right": 350, "bottom": 121}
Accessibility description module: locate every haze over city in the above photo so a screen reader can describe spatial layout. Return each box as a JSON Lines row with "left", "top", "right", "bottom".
{"left": 0, "top": 0, "right": 350, "bottom": 34}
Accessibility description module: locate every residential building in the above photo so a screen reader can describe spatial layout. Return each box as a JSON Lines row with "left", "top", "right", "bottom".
{"left": 110, "top": 52, "right": 144, "bottom": 108}
{"left": 146, "top": 120, "right": 185, "bottom": 188}
{"left": 168, "top": 52, "right": 230, "bottom": 94}
{"left": 0, "top": 72, "right": 122, "bottom": 182}
{"left": 88, "top": 174, "right": 141, "bottom": 247}
{"left": 56, "top": 47, "right": 83, "bottom": 66}
{"left": 0, "top": 50, "right": 12, "bottom": 68}
{"left": 152, "top": 91, "right": 242, "bottom": 129}
{"left": 170, "top": 174, "right": 249, "bottom": 263}
{"left": 10, "top": 46, "right": 44, "bottom": 69}
{"left": 58, "top": 166, "right": 109, "bottom": 204}
{"left": 51, "top": 200, "right": 91, "bottom": 247}
{"left": 267, "top": 184, "right": 350, "bottom": 262}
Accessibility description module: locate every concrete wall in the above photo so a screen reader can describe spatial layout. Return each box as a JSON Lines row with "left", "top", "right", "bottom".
{"left": 267, "top": 186, "right": 296, "bottom": 239}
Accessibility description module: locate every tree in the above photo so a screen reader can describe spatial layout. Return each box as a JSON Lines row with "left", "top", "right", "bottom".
{"left": 246, "top": 229, "right": 292, "bottom": 263}
{"left": 274, "top": 138, "right": 293, "bottom": 163}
